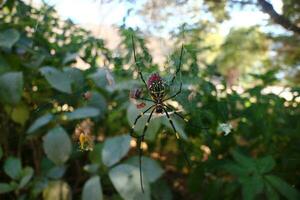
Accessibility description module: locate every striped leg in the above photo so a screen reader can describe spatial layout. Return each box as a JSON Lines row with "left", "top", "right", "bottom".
{"left": 170, "top": 45, "right": 184, "bottom": 85}
{"left": 136, "top": 107, "right": 156, "bottom": 193}
{"left": 164, "top": 45, "right": 184, "bottom": 101}
{"left": 163, "top": 104, "right": 209, "bottom": 132}
{"left": 131, "top": 35, "right": 148, "bottom": 90}
{"left": 162, "top": 107, "right": 191, "bottom": 168}
{"left": 163, "top": 82, "right": 182, "bottom": 101}
{"left": 130, "top": 105, "right": 155, "bottom": 138}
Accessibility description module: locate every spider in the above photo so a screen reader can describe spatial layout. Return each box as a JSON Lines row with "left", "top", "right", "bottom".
{"left": 130, "top": 36, "right": 192, "bottom": 193}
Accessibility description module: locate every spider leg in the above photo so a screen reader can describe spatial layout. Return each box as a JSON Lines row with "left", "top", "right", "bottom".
{"left": 163, "top": 82, "right": 182, "bottom": 102}
{"left": 134, "top": 107, "right": 156, "bottom": 193}
{"left": 131, "top": 35, "right": 148, "bottom": 90}
{"left": 130, "top": 105, "right": 155, "bottom": 138}
{"left": 170, "top": 44, "right": 184, "bottom": 85}
{"left": 163, "top": 104, "right": 209, "bottom": 131}
{"left": 162, "top": 107, "right": 191, "bottom": 168}
{"left": 164, "top": 45, "right": 184, "bottom": 101}
{"left": 139, "top": 97, "right": 155, "bottom": 103}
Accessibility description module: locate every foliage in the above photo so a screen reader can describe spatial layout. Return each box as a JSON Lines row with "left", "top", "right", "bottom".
{"left": 0, "top": 0, "right": 299, "bottom": 200}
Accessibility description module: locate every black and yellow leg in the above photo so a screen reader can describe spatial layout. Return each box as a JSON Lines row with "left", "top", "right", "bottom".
{"left": 163, "top": 104, "right": 209, "bottom": 132}
{"left": 164, "top": 82, "right": 182, "bottom": 101}
{"left": 170, "top": 45, "right": 184, "bottom": 85}
{"left": 131, "top": 35, "right": 148, "bottom": 90}
{"left": 130, "top": 105, "right": 155, "bottom": 138}
{"left": 162, "top": 107, "right": 191, "bottom": 168}
{"left": 136, "top": 107, "right": 155, "bottom": 193}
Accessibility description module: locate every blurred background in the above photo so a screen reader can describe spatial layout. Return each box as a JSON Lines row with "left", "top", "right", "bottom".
{"left": 0, "top": 0, "right": 300, "bottom": 199}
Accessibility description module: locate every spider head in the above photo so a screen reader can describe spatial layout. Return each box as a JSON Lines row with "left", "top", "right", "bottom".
{"left": 155, "top": 104, "right": 164, "bottom": 113}
{"left": 147, "top": 73, "right": 165, "bottom": 95}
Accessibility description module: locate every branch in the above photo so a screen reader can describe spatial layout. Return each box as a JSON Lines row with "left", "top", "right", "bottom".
{"left": 257, "top": 0, "right": 300, "bottom": 35}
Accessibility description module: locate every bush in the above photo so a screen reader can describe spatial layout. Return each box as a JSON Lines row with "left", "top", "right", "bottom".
{"left": 0, "top": 1, "right": 299, "bottom": 199}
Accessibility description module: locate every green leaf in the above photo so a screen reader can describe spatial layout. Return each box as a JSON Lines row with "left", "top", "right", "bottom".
{"left": 63, "top": 67, "right": 84, "bottom": 89}
{"left": 63, "top": 53, "right": 78, "bottom": 65}
{"left": 256, "top": 156, "right": 275, "bottom": 174}
{"left": 43, "top": 126, "right": 72, "bottom": 165}
{"left": 162, "top": 116, "right": 188, "bottom": 140}
{"left": 223, "top": 163, "right": 249, "bottom": 176}
{"left": 265, "top": 175, "right": 300, "bottom": 200}
{"left": 109, "top": 164, "right": 150, "bottom": 200}
{"left": 88, "top": 68, "right": 111, "bottom": 89}
{"left": 125, "top": 156, "right": 164, "bottom": 183}
{"left": 83, "top": 164, "right": 99, "bottom": 174}
{"left": 88, "top": 144, "right": 102, "bottom": 164}
{"left": 47, "top": 166, "right": 66, "bottom": 179}
{"left": 0, "top": 183, "right": 15, "bottom": 194}
{"left": 65, "top": 107, "right": 100, "bottom": 120}
{"left": 102, "top": 135, "right": 131, "bottom": 167}
{"left": 231, "top": 150, "right": 256, "bottom": 170}
{"left": 19, "top": 167, "right": 34, "bottom": 189}
{"left": 40, "top": 66, "right": 72, "bottom": 94}
{"left": 265, "top": 182, "right": 279, "bottom": 200}
{"left": 8, "top": 103, "right": 29, "bottom": 126}
{"left": 151, "top": 179, "right": 172, "bottom": 200}
{"left": 86, "top": 91, "right": 107, "bottom": 114}
{"left": 4, "top": 157, "right": 22, "bottom": 179}
{"left": 0, "top": 72, "right": 23, "bottom": 104}
{"left": 127, "top": 103, "right": 161, "bottom": 141}
{"left": 43, "top": 181, "right": 71, "bottom": 200}
{"left": 240, "top": 175, "right": 264, "bottom": 200}
{"left": 0, "top": 29, "right": 20, "bottom": 49}
{"left": 82, "top": 176, "right": 103, "bottom": 200}
{"left": 27, "top": 114, "right": 54, "bottom": 134}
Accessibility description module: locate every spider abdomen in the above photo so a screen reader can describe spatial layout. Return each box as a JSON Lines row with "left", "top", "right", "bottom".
{"left": 147, "top": 73, "right": 165, "bottom": 99}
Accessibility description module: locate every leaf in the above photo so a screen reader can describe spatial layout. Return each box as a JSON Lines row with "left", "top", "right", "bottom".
{"left": 240, "top": 175, "right": 264, "bottom": 200}
{"left": 63, "top": 52, "right": 78, "bottom": 65}
{"left": 0, "top": 29, "right": 20, "bottom": 49}
{"left": 125, "top": 156, "right": 164, "bottom": 183}
{"left": 63, "top": 67, "right": 84, "bottom": 89}
{"left": 102, "top": 135, "right": 131, "bottom": 167}
{"left": 27, "top": 114, "right": 54, "bottom": 134}
{"left": 19, "top": 167, "right": 34, "bottom": 189}
{"left": 65, "top": 107, "right": 100, "bottom": 120}
{"left": 88, "top": 68, "right": 109, "bottom": 88}
{"left": 265, "top": 182, "right": 279, "bottom": 200}
{"left": 9, "top": 103, "right": 29, "bottom": 125}
{"left": 43, "top": 126, "right": 72, "bottom": 165}
{"left": 85, "top": 91, "right": 107, "bottom": 114}
{"left": 162, "top": 116, "right": 188, "bottom": 140}
{"left": 223, "top": 163, "right": 249, "bottom": 176}
{"left": 88, "top": 144, "right": 102, "bottom": 164}
{"left": 40, "top": 66, "right": 72, "bottom": 93}
{"left": 47, "top": 166, "right": 66, "bottom": 179}
{"left": 109, "top": 164, "right": 150, "bottom": 200}
{"left": 265, "top": 175, "right": 300, "bottom": 200}
{"left": 82, "top": 176, "right": 103, "bottom": 200}
{"left": 231, "top": 150, "right": 256, "bottom": 170}
{"left": 151, "top": 179, "right": 173, "bottom": 200}
{"left": 4, "top": 157, "right": 22, "bottom": 179}
{"left": 0, "top": 183, "right": 15, "bottom": 194}
{"left": 0, "top": 72, "right": 23, "bottom": 104}
{"left": 43, "top": 181, "right": 71, "bottom": 200}
{"left": 127, "top": 103, "right": 161, "bottom": 141}
{"left": 83, "top": 164, "right": 100, "bottom": 174}
{"left": 256, "top": 156, "right": 275, "bottom": 174}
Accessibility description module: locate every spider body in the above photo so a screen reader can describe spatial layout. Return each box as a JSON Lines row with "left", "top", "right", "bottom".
{"left": 130, "top": 35, "right": 191, "bottom": 193}
{"left": 147, "top": 73, "right": 165, "bottom": 113}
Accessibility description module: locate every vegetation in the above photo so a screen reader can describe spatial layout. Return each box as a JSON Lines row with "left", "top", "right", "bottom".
{"left": 0, "top": 0, "right": 299, "bottom": 199}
